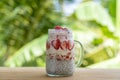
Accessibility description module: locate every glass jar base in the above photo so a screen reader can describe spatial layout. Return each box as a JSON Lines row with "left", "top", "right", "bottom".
{"left": 47, "top": 73, "right": 73, "bottom": 77}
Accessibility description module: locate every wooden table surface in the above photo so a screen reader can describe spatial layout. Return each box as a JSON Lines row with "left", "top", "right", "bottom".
{"left": 0, "top": 67, "right": 120, "bottom": 80}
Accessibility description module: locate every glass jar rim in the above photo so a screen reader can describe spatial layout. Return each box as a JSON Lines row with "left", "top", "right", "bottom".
{"left": 48, "top": 29, "right": 72, "bottom": 34}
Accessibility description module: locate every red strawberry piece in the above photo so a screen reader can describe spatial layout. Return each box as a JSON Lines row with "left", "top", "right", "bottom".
{"left": 67, "top": 52, "right": 71, "bottom": 56}
{"left": 62, "top": 55, "right": 65, "bottom": 57}
{"left": 46, "top": 41, "right": 50, "bottom": 50}
{"left": 65, "top": 55, "right": 70, "bottom": 60}
{"left": 55, "top": 26, "right": 63, "bottom": 30}
{"left": 51, "top": 39, "right": 61, "bottom": 50}
{"left": 61, "top": 55, "right": 65, "bottom": 60}
{"left": 66, "top": 55, "right": 69, "bottom": 59}
{"left": 56, "top": 55, "right": 61, "bottom": 61}
{"left": 61, "top": 55, "right": 63, "bottom": 58}
{"left": 57, "top": 58, "right": 61, "bottom": 61}
{"left": 60, "top": 41, "right": 68, "bottom": 50}
{"left": 68, "top": 40, "right": 74, "bottom": 51}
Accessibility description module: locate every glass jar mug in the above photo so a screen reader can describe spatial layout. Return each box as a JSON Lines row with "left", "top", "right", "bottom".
{"left": 46, "top": 26, "right": 84, "bottom": 77}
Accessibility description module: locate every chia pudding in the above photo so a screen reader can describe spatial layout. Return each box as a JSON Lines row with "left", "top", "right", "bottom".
{"left": 46, "top": 26, "right": 75, "bottom": 76}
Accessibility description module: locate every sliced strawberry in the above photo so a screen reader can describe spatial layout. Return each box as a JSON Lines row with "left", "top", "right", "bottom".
{"left": 65, "top": 55, "right": 70, "bottom": 61}
{"left": 57, "top": 58, "right": 61, "bottom": 61}
{"left": 56, "top": 39, "right": 61, "bottom": 49}
{"left": 60, "top": 40, "right": 68, "bottom": 50}
{"left": 66, "top": 55, "right": 69, "bottom": 59}
{"left": 46, "top": 41, "right": 50, "bottom": 50}
{"left": 66, "top": 52, "right": 72, "bottom": 60}
{"left": 68, "top": 40, "right": 74, "bottom": 51}
{"left": 55, "top": 26, "right": 63, "bottom": 30}
{"left": 56, "top": 55, "right": 62, "bottom": 61}
{"left": 67, "top": 52, "right": 71, "bottom": 56}
{"left": 50, "top": 56, "right": 54, "bottom": 59}
{"left": 51, "top": 39, "right": 61, "bottom": 50}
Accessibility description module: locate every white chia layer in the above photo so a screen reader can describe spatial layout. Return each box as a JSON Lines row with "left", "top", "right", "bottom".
{"left": 46, "top": 58, "right": 75, "bottom": 75}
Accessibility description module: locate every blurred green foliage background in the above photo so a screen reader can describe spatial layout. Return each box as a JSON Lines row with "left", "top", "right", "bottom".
{"left": 0, "top": 0, "right": 120, "bottom": 68}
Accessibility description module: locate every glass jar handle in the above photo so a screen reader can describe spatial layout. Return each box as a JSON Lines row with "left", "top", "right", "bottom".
{"left": 74, "top": 40, "right": 84, "bottom": 67}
